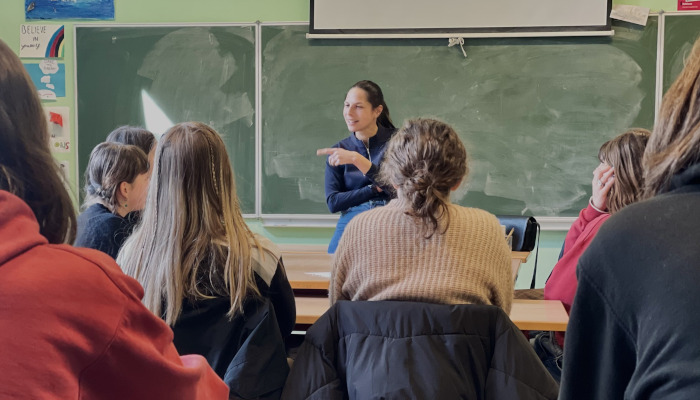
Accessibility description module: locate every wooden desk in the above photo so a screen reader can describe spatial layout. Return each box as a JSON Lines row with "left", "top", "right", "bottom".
{"left": 280, "top": 245, "right": 530, "bottom": 291}
{"left": 295, "top": 298, "right": 568, "bottom": 332}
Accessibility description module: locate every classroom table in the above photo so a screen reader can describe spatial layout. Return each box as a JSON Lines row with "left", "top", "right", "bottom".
{"left": 294, "top": 297, "right": 569, "bottom": 332}
{"left": 280, "top": 244, "right": 530, "bottom": 291}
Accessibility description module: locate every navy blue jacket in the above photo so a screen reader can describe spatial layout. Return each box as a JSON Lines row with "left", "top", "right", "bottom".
{"left": 74, "top": 204, "right": 139, "bottom": 259}
{"left": 323, "top": 125, "right": 395, "bottom": 213}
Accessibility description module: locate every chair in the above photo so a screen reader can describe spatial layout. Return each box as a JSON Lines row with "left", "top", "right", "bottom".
{"left": 281, "top": 300, "right": 558, "bottom": 400}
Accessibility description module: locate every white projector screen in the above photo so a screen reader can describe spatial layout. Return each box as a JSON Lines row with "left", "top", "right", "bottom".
{"left": 311, "top": 0, "right": 612, "bottom": 37}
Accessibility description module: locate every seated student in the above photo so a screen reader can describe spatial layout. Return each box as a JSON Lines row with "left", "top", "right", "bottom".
{"left": 560, "top": 37, "right": 700, "bottom": 398}
{"left": 118, "top": 122, "right": 295, "bottom": 399}
{"left": 74, "top": 142, "right": 150, "bottom": 259}
{"left": 534, "top": 128, "right": 650, "bottom": 381}
{"left": 0, "top": 39, "right": 228, "bottom": 399}
{"left": 330, "top": 118, "right": 513, "bottom": 313}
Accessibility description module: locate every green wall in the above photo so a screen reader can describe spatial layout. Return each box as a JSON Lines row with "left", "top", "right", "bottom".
{"left": 0, "top": 0, "right": 677, "bottom": 288}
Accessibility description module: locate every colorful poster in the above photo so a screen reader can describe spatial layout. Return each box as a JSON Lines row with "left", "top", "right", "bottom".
{"left": 679, "top": 0, "right": 700, "bottom": 10}
{"left": 19, "top": 24, "right": 64, "bottom": 58}
{"left": 24, "top": 60, "right": 66, "bottom": 100}
{"left": 25, "top": 0, "right": 114, "bottom": 20}
{"left": 43, "top": 106, "right": 70, "bottom": 140}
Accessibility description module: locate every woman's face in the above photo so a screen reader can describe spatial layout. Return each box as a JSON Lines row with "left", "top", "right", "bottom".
{"left": 343, "top": 87, "right": 382, "bottom": 135}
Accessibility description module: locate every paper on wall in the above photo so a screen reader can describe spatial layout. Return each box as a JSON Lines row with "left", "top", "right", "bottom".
{"left": 19, "top": 24, "right": 64, "bottom": 58}
{"left": 610, "top": 5, "right": 650, "bottom": 26}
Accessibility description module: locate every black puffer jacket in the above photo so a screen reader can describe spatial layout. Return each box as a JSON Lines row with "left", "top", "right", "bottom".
{"left": 282, "top": 301, "right": 558, "bottom": 400}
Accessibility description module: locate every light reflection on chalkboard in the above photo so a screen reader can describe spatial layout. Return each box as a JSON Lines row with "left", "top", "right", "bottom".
{"left": 141, "top": 90, "right": 173, "bottom": 138}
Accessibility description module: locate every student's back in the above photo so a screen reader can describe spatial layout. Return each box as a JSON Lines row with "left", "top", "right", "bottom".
{"left": 119, "top": 122, "right": 295, "bottom": 399}
{"left": 0, "top": 192, "right": 226, "bottom": 399}
{"left": 561, "top": 182, "right": 700, "bottom": 398}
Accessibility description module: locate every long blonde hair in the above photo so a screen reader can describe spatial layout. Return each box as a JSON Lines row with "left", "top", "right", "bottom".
{"left": 644, "top": 37, "right": 700, "bottom": 197}
{"left": 118, "top": 122, "right": 260, "bottom": 325}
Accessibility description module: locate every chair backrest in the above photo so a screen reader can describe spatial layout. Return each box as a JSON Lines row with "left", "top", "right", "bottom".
{"left": 282, "top": 301, "right": 558, "bottom": 400}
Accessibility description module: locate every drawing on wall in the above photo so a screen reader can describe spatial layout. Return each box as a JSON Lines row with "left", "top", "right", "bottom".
{"left": 44, "top": 106, "right": 71, "bottom": 152}
{"left": 25, "top": 0, "right": 114, "bottom": 20}
{"left": 43, "top": 106, "right": 70, "bottom": 138}
{"left": 19, "top": 24, "right": 64, "bottom": 58}
{"left": 24, "top": 60, "right": 66, "bottom": 100}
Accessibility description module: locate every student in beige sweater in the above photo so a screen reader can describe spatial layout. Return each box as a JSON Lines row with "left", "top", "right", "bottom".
{"left": 330, "top": 118, "right": 513, "bottom": 313}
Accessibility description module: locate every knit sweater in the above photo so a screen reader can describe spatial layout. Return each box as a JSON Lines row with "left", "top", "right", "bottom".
{"left": 330, "top": 200, "right": 513, "bottom": 313}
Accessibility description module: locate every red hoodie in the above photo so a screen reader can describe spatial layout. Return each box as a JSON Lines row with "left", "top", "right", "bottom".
{"left": 0, "top": 191, "right": 229, "bottom": 399}
{"left": 544, "top": 203, "right": 609, "bottom": 347}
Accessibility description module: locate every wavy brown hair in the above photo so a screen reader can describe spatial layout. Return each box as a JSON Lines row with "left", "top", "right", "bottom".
{"left": 0, "top": 39, "right": 75, "bottom": 244}
{"left": 644, "top": 37, "right": 700, "bottom": 197}
{"left": 379, "top": 118, "right": 468, "bottom": 238}
{"left": 598, "top": 128, "right": 650, "bottom": 214}
{"left": 82, "top": 142, "right": 149, "bottom": 213}
{"left": 118, "top": 122, "right": 261, "bottom": 325}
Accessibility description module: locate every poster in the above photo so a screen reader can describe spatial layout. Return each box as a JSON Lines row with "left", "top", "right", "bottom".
{"left": 24, "top": 60, "right": 66, "bottom": 100}
{"left": 679, "top": 0, "right": 700, "bottom": 10}
{"left": 25, "top": 0, "right": 114, "bottom": 20}
{"left": 44, "top": 106, "right": 71, "bottom": 153}
{"left": 19, "top": 24, "right": 64, "bottom": 58}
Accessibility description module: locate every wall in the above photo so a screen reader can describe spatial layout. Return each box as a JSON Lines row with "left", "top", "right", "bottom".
{"left": 0, "top": 0, "right": 676, "bottom": 288}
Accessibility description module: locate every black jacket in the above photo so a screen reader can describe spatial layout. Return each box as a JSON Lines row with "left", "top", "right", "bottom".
{"left": 173, "top": 296, "right": 289, "bottom": 400}
{"left": 561, "top": 163, "right": 700, "bottom": 399}
{"left": 282, "top": 300, "right": 559, "bottom": 400}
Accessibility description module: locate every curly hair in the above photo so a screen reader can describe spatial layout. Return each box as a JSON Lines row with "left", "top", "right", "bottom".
{"left": 379, "top": 118, "right": 468, "bottom": 238}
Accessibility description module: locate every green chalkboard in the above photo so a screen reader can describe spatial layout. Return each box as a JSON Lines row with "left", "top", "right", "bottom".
{"left": 261, "top": 20, "right": 658, "bottom": 216}
{"left": 663, "top": 15, "right": 700, "bottom": 93}
{"left": 76, "top": 25, "right": 256, "bottom": 213}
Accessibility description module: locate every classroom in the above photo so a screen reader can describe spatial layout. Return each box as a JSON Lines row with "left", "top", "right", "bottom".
{"left": 0, "top": 0, "right": 687, "bottom": 288}
{"left": 2, "top": 0, "right": 700, "bottom": 398}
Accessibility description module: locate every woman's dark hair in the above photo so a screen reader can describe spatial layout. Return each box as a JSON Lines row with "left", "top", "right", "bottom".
{"left": 379, "top": 118, "right": 468, "bottom": 238}
{"left": 598, "top": 128, "right": 650, "bottom": 213}
{"left": 351, "top": 80, "right": 395, "bottom": 130}
{"left": 106, "top": 126, "right": 156, "bottom": 155}
{"left": 0, "top": 39, "right": 76, "bottom": 244}
{"left": 82, "top": 142, "right": 149, "bottom": 213}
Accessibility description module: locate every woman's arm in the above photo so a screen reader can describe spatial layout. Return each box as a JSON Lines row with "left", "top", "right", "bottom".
{"left": 563, "top": 164, "right": 615, "bottom": 255}
{"left": 323, "top": 156, "right": 378, "bottom": 213}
